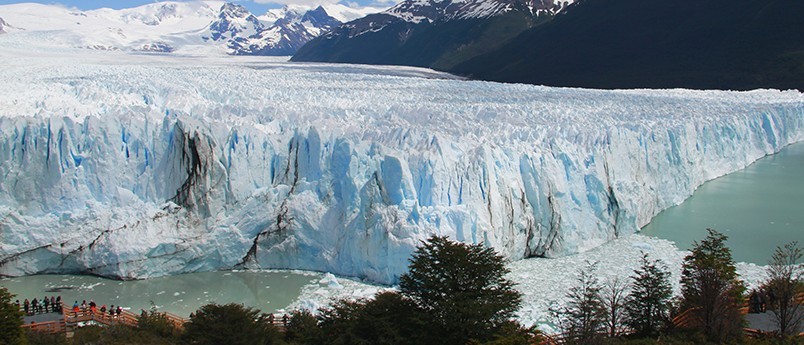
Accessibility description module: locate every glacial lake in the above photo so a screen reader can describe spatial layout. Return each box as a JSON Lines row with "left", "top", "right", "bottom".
{"left": 0, "top": 270, "right": 320, "bottom": 317}
{"left": 641, "top": 141, "right": 804, "bottom": 264}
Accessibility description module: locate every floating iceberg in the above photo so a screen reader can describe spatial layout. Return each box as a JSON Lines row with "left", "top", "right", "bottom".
{"left": 0, "top": 52, "right": 802, "bottom": 284}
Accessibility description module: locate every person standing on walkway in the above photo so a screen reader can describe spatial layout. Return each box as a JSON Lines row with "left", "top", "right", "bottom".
{"left": 23, "top": 299, "right": 29, "bottom": 315}
{"left": 31, "top": 298, "right": 39, "bottom": 314}
{"left": 43, "top": 296, "right": 50, "bottom": 313}
{"left": 73, "top": 301, "right": 80, "bottom": 317}
{"left": 50, "top": 296, "right": 56, "bottom": 312}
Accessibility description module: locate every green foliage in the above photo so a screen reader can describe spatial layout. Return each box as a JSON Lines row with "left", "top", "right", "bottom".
{"left": 481, "top": 322, "right": 542, "bottom": 345}
{"left": 284, "top": 309, "right": 322, "bottom": 345}
{"left": 558, "top": 261, "right": 606, "bottom": 344}
{"left": 0, "top": 287, "right": 25, "bottom": 345}
{"left": 317, "top": 291, "right": 430, "bottom": 345}
{"left": 24, "top": 331, "right": 68, "bottom": 345}
{"left": 625, "top": 253, "right": 673, "bottom": 337}
{"left": 181, "top": 303, "right": 282, "bottom": 345}
{"left": 762, "top": 241, "right": 804, "bottom": 338}
{"left": 71, "top": 324, "right": 175, "bottom": 345}
{"left": 680, "top": 228, "right": 746, "bottom": 343}
{"left": 399, "top": 236, "right": 523, "bottom": 344}
{"left": 137, "top": 306, "right": 181, "bottom": 339}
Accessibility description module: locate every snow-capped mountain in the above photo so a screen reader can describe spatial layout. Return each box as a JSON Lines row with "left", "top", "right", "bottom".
{"left": 228, "top": 6, "right": 341, "bottom": 56}
{"left": 342, "top": 0, "right": 573, "bottom": 38}
{"left": 292, "top": 0, "right": 573, "bottom": 69}
{"left": 204, "top": 2, "right": 264, "bottom": 41}
{"left": 0, "top": 1, "right": 374, "bottom": 55}
{"left": 385, "top": 0, "right": 572, "bottom": 24}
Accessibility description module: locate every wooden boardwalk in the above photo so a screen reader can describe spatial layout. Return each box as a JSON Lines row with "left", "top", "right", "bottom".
{"left": 671, "top": 292, "right": 804, "bottom": 338}
{"left": 22, "top": 302, "right": 290, "bottom": 338}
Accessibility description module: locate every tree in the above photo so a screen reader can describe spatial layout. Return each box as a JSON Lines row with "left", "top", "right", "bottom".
{"left": 625, "top": 253, "right": 673, "bottom": 337}
{"left": 559, "top": 261, "right": 606, "bottom": 344}
{"left": 181, "top": 303, "right": 281, "bottom": 345}
{"left": 679, "top": 228, "right": 745, "bottom": 342}
{"left": 762, "top": 241, "right": 803, "bottom": 338}
{"left": 0, "top": 287, "right": 25, "bottom": 345}
{"left": 284, "top": 309, "right": 322, "bottom": 345}
{"left": 601, "top": 277, "right": 628, "bottom": 337}
{"left": 317, "top": 291, "right": 430, "bottom": 345}
{"left": 399, "top": 236, "right": 523, "bottom": 344}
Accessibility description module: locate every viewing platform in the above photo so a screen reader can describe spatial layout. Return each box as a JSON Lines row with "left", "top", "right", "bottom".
{"left": 20, "top": 301, "right": 290, "bottom": 338}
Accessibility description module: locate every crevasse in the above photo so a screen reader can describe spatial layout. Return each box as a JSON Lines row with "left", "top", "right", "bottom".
{"left": 0, "top": 61, "right": 802, "bottom": 284}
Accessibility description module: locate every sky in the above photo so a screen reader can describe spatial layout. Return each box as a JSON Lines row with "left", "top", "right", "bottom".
{"left": 0, "top": 0, "right": 394, "bottom": 14}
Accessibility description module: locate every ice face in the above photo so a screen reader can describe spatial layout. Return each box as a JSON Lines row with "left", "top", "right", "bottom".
{"left": 0, "top": 52, "right": 802, "bottom": 284}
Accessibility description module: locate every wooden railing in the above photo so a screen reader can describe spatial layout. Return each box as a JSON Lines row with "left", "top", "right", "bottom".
{"left": 64, "top": 307, "right": 140, "bottom": 327}
{"left": 22, "top": 301, "right": 294, "bottom": 337}
{"left": 21, "top": 320, "right": 66, "bottom": 334}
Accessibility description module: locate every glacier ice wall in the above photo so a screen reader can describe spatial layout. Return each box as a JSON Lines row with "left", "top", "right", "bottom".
{"left": 0, "top": 56, "right": 803, "bottom": 284}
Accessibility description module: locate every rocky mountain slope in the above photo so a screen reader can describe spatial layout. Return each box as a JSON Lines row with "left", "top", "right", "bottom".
{"left": 292, "top": 0, "right": 573, "bottom": 69}
{"left": 452, "top": 0, "right": 804, "bottom": 90}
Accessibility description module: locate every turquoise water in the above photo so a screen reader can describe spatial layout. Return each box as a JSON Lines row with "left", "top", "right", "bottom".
{"left": 641, "top": 142, "right": 804, "bottom": 264}
{"left": 0, "top": 270, "right": 319, "bottom": 317}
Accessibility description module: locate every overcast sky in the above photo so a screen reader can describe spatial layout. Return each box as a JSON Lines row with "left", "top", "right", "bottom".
{"left": 0, "top": 0, "right": 394, "bottom": 14}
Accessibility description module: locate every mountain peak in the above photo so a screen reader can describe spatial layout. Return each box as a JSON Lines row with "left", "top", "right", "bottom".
{"left": 206, "top": 2, "right": 263, "bottom": 41}
{"left": 230, "top": 5, "right": 341, "bottom": 56}
{"left": 292, "top": 0, "right": 573, "bottom": 69}
{"left": 301, "top": 6, "right": 339, "bottom": 28}
{"left": 219, "top": 2, "right": 251, "bottom": 18}
{"left": 0, "top": 1, "right": 371, "bottom": 56}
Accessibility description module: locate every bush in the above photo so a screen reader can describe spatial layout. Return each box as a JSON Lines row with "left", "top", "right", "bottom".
{"left": 71, "top": 324, "right": 175, "bottom": 345}
{"left": 137, "top": 307, "right": 182, "bottom": 339}
{"left": 181, "top": 303, "right": 282, "bottom": 345}
{"left": 284, "top": 309, "right": 321, "bottom": 344}
{"left": 25, "top": 331, "right": 68, "bottom": 345}
{"left": 318, "top": 291, "right": 430, "bottom": 345}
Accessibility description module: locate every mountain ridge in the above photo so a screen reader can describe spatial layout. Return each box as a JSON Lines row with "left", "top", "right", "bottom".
{"left": 451, "top": 0, "right": 804, "bottom": 91}
{"left": 0, "top": 1, "right": 379, "bottom": 55}
{"left": 292, "top": 0, "right": 572, "bottom": 69}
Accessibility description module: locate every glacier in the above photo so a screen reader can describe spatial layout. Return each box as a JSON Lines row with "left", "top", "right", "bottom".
{"left": 0, "top": 50, "right": 803, "bottom": 284}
